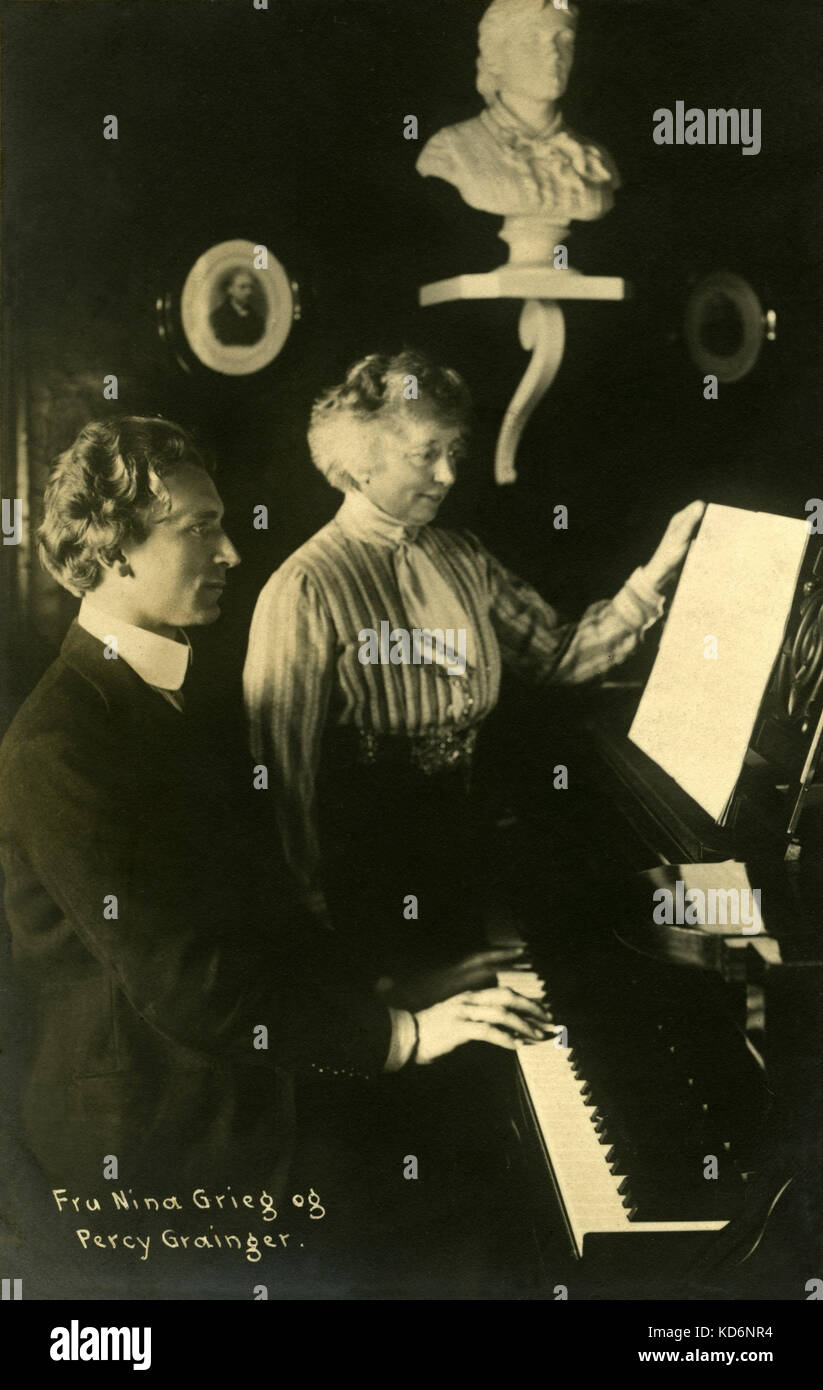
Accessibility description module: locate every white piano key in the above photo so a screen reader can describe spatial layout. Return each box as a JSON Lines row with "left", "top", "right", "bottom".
{"left": 496, "top": 969, "right": 546, "bottom": 999}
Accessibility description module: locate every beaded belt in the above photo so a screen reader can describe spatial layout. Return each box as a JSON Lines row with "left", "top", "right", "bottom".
{"left": 340, "top": 723, "right": 481, "bottom": 777}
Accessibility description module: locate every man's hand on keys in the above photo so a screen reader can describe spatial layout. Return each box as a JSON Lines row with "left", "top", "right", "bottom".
{"left": 414, "top": 987, "right": 561, "bottom": 1065}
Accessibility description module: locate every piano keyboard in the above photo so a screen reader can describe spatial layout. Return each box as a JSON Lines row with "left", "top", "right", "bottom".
{"left": 516, "top": 1036, "right": 728, "bottom": 1258}
{"left": 498, "top": 965, "right": 728, "bottom": 1259}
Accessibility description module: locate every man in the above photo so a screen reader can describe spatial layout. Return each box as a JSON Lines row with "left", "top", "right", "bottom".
{"left": 0, "top": 415, "right": 548, "bottom": 1296}
{"left": 210, "top": 270, "right": 265, "bottom": 346}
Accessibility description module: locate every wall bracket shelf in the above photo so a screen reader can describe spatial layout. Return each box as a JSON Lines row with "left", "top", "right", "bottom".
{"left": 419, "top": 268, "right": 626, "bottom": 485}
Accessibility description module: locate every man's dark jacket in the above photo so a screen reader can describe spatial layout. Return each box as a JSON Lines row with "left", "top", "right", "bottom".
{"left": 210, "top": 301, "right": 264, "bottom": 347}
{"left": 0, "top": 623, "right": 390, "bottom": 1196}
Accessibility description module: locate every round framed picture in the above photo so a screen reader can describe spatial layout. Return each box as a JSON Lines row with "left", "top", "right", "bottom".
{"left": 683, "top": 271, "right": 771, "bottom": 384}
{"left": 179, "top": 239, "right": 298, "bottom": 376}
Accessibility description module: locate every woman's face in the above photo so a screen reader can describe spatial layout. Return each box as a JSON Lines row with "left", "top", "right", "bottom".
{"left": 364, "top": 406, "right": 469, "bottom": 525}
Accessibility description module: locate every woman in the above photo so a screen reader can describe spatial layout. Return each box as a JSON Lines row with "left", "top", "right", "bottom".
{"left": 244, "top": 350, "right": 703, "bottom": 986}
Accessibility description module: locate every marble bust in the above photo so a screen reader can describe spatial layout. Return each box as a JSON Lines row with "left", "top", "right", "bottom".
{"left": 416, "top": 0, "right": 619, "bottom": 265}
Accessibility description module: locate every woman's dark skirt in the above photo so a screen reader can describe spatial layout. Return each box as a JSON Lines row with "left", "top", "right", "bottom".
{"left": 316, "top": 726, "right": 488, "bottom": 983}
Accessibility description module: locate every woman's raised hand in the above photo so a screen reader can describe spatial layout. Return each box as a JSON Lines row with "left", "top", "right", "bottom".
{"left": 644, "top": 499, "right": 707, "bottom": 593}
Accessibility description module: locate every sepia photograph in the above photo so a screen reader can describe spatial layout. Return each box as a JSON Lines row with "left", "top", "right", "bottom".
{"left": 1, "top": 0, "right": 822, "bottom": 1344}
{"left": 179, "top": 237, "right": 296, "bottom": 374}
{"left": 209, "top": 269, "right": 267, "bottom": 347}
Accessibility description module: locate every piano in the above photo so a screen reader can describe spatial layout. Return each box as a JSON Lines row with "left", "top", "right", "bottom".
{"left": 492, "top": 684, "right": 823, "bottom": 1300}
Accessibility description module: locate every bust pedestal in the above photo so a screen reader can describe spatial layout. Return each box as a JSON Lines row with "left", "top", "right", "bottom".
{"left": 419, "top": 267, "right": 627, "bottom": 484}
{"left": 499, "top": 216, "right": 569, "bottom": 267}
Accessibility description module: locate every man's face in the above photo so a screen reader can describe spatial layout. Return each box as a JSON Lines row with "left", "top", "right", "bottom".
{"left": 364, "top": 407, "right": 468, "bottom": 526}
{"left": 497, "top": 13, "right": 576, "bottom": 104}
{"left": 120, "top": 466, "right": 240, "bottom": 634}
{"left": 228, "top": 273, "right": 255, "bottom": 310}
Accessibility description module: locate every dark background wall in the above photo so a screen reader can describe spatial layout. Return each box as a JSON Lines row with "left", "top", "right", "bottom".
{"left": 2, "top": 0, "right": 822, "bottom": 725}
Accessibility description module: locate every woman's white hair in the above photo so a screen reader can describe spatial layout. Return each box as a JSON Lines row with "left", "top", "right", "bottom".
{"left": 476, "top": 0, "right": 579, "bottom": 104}
{"left": 307, "top": 351, "right": 472, "bottom": 495}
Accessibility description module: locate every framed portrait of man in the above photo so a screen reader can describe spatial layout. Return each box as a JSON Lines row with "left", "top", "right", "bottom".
{"left": 179, "top": 238, "right": 297, "bottom": 375}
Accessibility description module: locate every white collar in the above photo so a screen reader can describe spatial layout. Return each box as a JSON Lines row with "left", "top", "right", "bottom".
{"left": 77, "top": 598, "right": 191, "bottom": 692}
{"left": 335, "top": 489, "right": 423, "bottom": 548}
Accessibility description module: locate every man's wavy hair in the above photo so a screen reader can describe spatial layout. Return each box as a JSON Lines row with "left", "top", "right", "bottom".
{"left": 307, "top": 350, "right": 473, "bottom": 495}
{"left": 38, "top": 415, "right": 210, "bottom": 595}
{"left": 477, "top": 0, "right": 578, "bottom": 104}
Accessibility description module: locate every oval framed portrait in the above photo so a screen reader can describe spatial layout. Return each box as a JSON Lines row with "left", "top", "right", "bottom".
{"left": 179, "top": 238, "right": 297, "bottom": 376}
{"left": 683, "top": 271, "right": 768, "bottom": 384}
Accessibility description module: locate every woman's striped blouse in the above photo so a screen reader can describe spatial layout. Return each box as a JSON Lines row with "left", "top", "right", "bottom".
{"left": 243, "top": 515, "right": 664, "bottom": 912}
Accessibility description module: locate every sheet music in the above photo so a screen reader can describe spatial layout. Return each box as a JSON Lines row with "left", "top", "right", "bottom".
{"left": 629, "top": 505, "right": 808, "bottom": 823}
